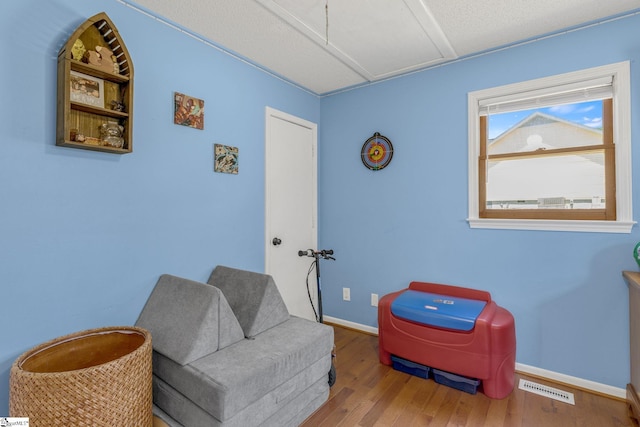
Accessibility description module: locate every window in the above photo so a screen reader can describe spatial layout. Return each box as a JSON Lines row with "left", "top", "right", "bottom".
{"left": 467, "top": 62, "right": 633, "bottom": 233}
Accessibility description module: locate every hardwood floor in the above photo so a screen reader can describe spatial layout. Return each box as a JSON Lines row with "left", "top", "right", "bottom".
{"left": 301, "top": 325, "right": 633, "bottom": 427}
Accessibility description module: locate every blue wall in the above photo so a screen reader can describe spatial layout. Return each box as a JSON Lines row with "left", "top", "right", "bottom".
{"left": 1, "top": 0, "right": 639, "bottom": 416}
{"left": 0, "top": 0, "right": 320, "bottom": 414}
{"left": 319, "top": 12, "right": 640, "bottom": 392}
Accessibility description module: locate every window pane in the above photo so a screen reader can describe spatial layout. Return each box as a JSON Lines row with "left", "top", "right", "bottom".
{"left": 488, "top": 100, "right": 603, "bottom": 154}
{"left": 470, "top": 62, "right": 631, "bottom": 229}
{"left": 486, "top": 151, "right": 605, "bottom": 210}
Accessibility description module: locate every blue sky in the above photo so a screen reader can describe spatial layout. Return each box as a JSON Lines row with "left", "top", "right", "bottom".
{"left": 488, "top": 100, "right": 603, "bottom": 139}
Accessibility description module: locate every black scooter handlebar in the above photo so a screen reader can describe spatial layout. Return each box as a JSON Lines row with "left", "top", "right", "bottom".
{"left": 298, "top": 249, "right": 335, "bottom": 260}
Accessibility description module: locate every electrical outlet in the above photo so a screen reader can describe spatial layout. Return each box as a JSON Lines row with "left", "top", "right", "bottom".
{"left": 343, "top": 287, "right": 351, "bottom": 301}
{"left": 371, "top": 293, "right": 378, "bottom": 307}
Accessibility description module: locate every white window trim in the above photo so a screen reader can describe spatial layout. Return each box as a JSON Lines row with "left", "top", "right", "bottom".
{"left": 467, "top": 61, "right": 635, "bottom": 233}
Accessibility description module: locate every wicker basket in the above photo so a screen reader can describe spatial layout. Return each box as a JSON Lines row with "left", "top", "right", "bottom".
{"left": 9, "top": 326, "right": 152, "bottom": 427}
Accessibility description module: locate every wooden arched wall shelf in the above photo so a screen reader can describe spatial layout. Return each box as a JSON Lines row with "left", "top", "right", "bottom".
{"left": 56, "top": 12, "right": 134, "bottom": 154}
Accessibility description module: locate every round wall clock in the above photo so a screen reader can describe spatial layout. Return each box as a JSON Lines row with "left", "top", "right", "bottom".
{"left": 361, "top": 132, "right": 394, "bottom": 171}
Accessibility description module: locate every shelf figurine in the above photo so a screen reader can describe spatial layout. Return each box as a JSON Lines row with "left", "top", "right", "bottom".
{"left": 99, "top": 121, "right": 124, "bottom": 148}
{"left": 83, "top": 45, "right": 119, "bottom": 74}
{"left": 110, "top": 100, "right": 126, "bottom": 112}
{"left": 71, "top": 39, "right": 86, "bottom": 61}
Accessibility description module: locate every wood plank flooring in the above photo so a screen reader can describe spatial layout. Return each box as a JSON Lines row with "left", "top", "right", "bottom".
{"left": 301, "top": 325, "right": 633, "bottom": 427}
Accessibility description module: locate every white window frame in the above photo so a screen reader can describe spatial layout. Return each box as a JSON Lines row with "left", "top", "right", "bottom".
{"left": 467, "top": 61, "right": 634, "bottom": 233}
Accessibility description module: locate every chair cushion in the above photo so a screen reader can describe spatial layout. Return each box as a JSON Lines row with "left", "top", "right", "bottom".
{"left": 136, "top": 274, "right": 244, "bottom": 365}
{"left": 207, "top": 266, "right": 290, "bottom": 338}
{"left": 152, "top": 316, "right": 333, "bottom": 422}
{"left": 153, "top": 371, "right": 329, "bottom": 427}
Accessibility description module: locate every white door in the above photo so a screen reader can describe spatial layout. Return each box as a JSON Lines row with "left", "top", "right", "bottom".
{"left": 265, "top": 107, "right": 318, "bottom": 321}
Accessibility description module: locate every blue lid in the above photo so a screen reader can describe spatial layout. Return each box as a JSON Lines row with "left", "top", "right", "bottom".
{"left": 391, "top": 289, "right": 486, "bottom": 331}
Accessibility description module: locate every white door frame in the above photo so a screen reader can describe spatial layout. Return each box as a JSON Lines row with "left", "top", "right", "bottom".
{"left": 264, "top": 107, "right": 318, "bottom": 317}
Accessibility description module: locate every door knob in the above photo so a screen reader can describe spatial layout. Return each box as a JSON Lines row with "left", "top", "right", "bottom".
{"left": 272, "top": 237, "right": 282, "bottom": 246}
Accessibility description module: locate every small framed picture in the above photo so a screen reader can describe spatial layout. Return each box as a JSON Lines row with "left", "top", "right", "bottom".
{"left": 174, "top": 92, "right": 204, "bottom": 130}
{"left": 214, "top": 144, "right": 239, "bottom": 174}
{"left": 70, "top": 71, "right": 104, "bottom": 108}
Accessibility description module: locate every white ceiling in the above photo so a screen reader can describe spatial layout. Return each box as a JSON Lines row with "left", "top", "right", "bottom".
{"left": 130, "top": 0, "right": 640, "bottom": 95}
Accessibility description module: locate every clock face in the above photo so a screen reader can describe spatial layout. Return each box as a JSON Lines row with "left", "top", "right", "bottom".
{"left": 361, "top": 132, "right": 393, "bottom": 170}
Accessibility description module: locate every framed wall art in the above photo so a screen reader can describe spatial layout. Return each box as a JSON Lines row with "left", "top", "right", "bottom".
{"left": 69, "top": 71, "right": 104, "bottom": 108}
{"left": 174, "top": 92, "right": 204, "bottom": 130}
{"left": 214, "top": 144, "right": 239, "bottom": 174}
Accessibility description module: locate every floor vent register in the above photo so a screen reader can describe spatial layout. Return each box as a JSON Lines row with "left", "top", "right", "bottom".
{"left": 518, "top": 378, "right": 575, "bottom": 405}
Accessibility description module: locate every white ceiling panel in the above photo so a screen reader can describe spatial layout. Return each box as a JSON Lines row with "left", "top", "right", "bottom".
{"left": 426, "top": 0, "right": 640, "bottom": 56}
{"left": 129, "top": 0, "right": 640, "bottom": 95}
{"left": 260, "top": 0, "right": 456, "bottom": 80}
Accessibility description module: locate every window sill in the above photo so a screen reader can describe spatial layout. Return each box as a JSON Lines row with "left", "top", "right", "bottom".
{"left": 467, "top": 218, "right": 636, "bottom": 233}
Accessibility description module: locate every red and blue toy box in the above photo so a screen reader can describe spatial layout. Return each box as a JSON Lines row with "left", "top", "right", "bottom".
{"left": 379, "top": 281, "right": 516, "bottom": 399}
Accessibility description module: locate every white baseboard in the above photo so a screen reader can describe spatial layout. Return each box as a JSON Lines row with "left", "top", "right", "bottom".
{"left": 323, "top": 316, "right": 379, "bottom": 335}
{"left": 323, "top": 316, "right": 626, "bottom": 400}
{"left": 515, "top": 363, "right": 626, "bottom": 400}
